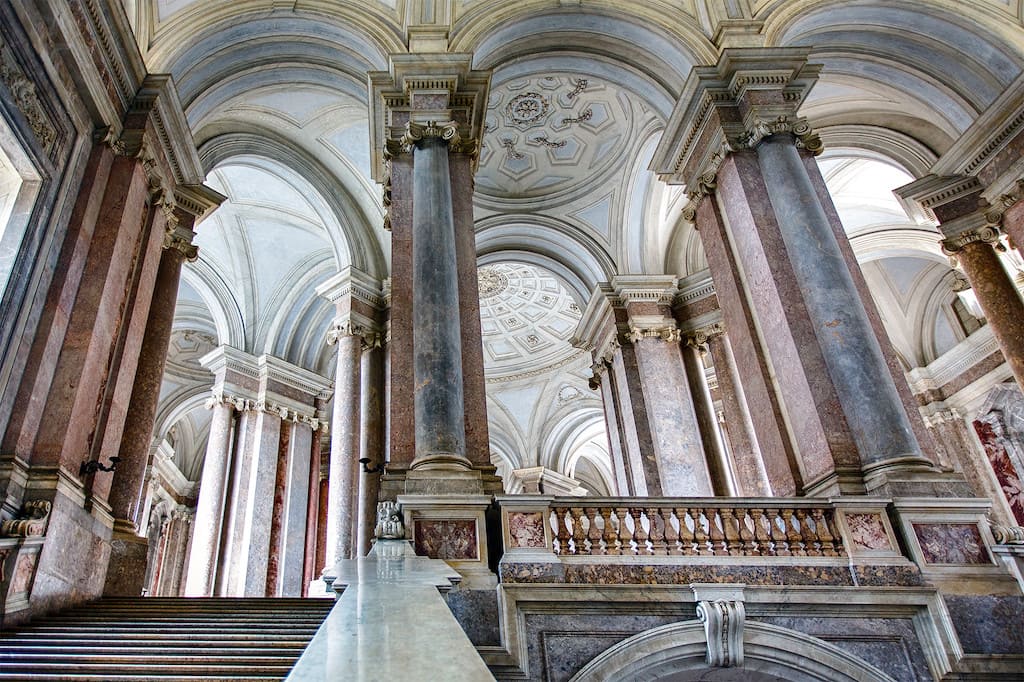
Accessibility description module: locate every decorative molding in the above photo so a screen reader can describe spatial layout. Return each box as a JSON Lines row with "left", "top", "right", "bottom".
{"left": 990, "top": 524, "right": 1024, "bottom": 544}
{"left": 627, "top": 324, "right": 681, "bottom": 344}
{"left": 316, "top": 267, "right": 387, "bottom": 310}
{"left": 696, "top": 599, "right": 745, "bottom": 667}
{"left": 0, "top": 500, "right": 52, "bottom": 538}
{"left": 0, "top": 35, "right": 56, "bottom": 152}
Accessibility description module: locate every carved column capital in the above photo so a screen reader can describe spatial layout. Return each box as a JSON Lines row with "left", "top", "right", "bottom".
{"left": 685, "top": 322, "right": 725, "bottom": 353}
{"left": 941, "top": 222, "right": 1006, "bottom": 255}
{"left": 626, "top": 324, "right": 681, "bottom": 344}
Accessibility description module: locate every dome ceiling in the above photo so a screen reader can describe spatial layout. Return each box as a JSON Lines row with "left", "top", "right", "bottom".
{"left": 477, "top": 262, "right": 582, "bottom": 378}
{"left": 476, "top": 74, "right": 642, "bottom": 201}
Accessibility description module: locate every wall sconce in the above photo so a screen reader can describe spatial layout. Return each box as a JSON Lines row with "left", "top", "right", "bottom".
{"left": 80, "top": 456, "right": 120, "bottom": 477}
{"left": 358, "top": 458, "right": 385, "bottom": 474}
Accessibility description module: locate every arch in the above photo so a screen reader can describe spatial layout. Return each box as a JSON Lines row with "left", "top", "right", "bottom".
{"left": 197, "top": 133, "right": 386, "bottom": 279}
{"left": 180, "top": 261, "right": 246, "bottom": 349}
{"left": 817, "top": 125, "right": 938, "bottom": 178}
{"left": 458, "top": 7, "right": 715, "bottom": 101}
{"left": 766, "top": 2, "right": 1023, "bottom": 112}
{"left": 571, "top": 620, "right": 897, "bottom": 682}
{"left": 475, "top": 216, "right": 616, "bottom": 304}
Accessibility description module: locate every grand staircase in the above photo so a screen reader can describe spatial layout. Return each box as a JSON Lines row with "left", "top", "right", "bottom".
{"left": 0, "top": 597, "right": 334, "bottom": 681}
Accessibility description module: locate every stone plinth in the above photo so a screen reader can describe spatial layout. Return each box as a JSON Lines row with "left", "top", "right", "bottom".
{"left": 397, "top": 494, "right": 495, "bottom": 588}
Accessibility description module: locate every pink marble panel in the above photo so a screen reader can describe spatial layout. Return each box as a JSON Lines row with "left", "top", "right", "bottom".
{"left": 508, "top": 512, "right": 546, "bottom": 549}
{"left": 844, "top": 513, "right": 891, "bottom": 551}
{"left": 973, "top": 419, "right": 1024, "bottom": 525}
{"left": 414, "top": 519, "right": 478, "bottom": 560}
{"left": 912, "top": 523, "right": 989, "bottom": 564}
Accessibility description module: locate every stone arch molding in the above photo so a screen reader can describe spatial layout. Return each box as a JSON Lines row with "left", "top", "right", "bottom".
{"left": 570, "top": 619, "right": 897, "bottom": 682}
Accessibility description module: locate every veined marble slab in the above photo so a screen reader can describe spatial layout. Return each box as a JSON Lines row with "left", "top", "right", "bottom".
{"left": 287, "top": 540, "right": 495, "bottom": 681}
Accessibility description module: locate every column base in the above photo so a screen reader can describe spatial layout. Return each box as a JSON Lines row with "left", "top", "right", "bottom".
{"left": 802, "top": 457, "right": 974, "bottom": 498}
{"left": 102, "top": 521, "right": 149, "bottom": 597}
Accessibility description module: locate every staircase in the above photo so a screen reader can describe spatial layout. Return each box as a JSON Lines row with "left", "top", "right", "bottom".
{"left": 0, "top": 597, "right": 334, "bottom": 681}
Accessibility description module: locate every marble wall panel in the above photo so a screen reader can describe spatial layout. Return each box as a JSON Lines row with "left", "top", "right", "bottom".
{"left": 912, "top": 523, "right": 990, "bottom": 564}
{"left": 974, "top": 419, "right": 1024, "bottom": 525}
{"left": 414, "top": 519, "right": 477, "bottom": 560}
{"left": 845, "top": 513, "right": 892, "bottom": 551}
{"left": 508, "top": 511, "right": 546, "bottom": 549}
{"left": 942, "top": 595, "right": 1024, "bottom": 654}
{"left": 445, "top": 588, "right": 500, "bottom": 646}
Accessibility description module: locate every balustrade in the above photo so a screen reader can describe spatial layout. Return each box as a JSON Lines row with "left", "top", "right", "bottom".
{"left": 546, "top": 499, "right": 845, "bottom": 557}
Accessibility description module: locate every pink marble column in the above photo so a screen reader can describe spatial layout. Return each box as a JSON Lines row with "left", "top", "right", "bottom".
{"left": 325, "top": 327, "right": 361, "bottom": 566}
{"left": 694, "top": 196, "right": 800, "bottom": 496}
{"left": 184, "top": 399, "right": 235, "bottom": 597}
{"left": 1004, "top": 195, "right": 1024, "bottom": 256}
{"left": 108, "top": 218, "right": 197, "bottom": 529}
{"left": 705, "top": 329, "right": 771, "bottom": 496}
{"left": 948, "top": 238, "right": 1024, "bottom": 391}
{"left": 592, "top": 360, "right": 632, "bottom": 495}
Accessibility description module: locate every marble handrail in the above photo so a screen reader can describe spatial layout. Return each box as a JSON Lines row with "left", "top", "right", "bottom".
{"left": 546, "top": 498, "right": 845, "bottom": 558}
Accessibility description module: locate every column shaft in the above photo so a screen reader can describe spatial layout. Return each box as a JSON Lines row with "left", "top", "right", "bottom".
{"left": 955, "top": 241, "right": 1024, "bottom": 390}
{"left": 680, "top": 342, "right": 733, "bottom": 496}
{"left": 109, "top": 246, "right": 187, "bottom": 525}
{"left": 280, "top": 421, "right": 313, "bottom": 595}
{"left": 706, "top": 332, "right": 771, "bottom": 496}
{"left": 411, "top": 137, "right": 468, "bottom": 468}
{"left": 184, "top": 401, "right": 234, "bottom": 596}
{"left": 755, "top": 136, "right": 921, "bottom": 467}
{"left": 326, "top": 332, "right": 361, "bottom": 565}
{"left": 357, "top": 344, "right": 385, "bottom": 557}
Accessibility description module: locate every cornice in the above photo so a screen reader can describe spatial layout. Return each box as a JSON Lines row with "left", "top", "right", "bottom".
{"left": 674, "top": 271, "right": 716, "bottom": 308}
{"left": 316, "top": 266, "right": 387, "bottom": 310}
{"left": 367, "top": 52, "right": 491, "bottom": 182}
{"left": 611, "top": 274, "right": 679, "bottom": 305}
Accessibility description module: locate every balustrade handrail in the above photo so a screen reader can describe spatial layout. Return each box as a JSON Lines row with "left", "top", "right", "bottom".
{"left": 544, "top": 498, "right": 846, "bottom": 558}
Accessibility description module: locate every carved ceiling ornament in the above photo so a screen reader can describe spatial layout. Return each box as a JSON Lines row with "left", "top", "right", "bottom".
{"left": 505, "top": 92, "right": 551, "bottom": 127}
{"left": 477, "top": 265, "right": 510, "bottom": 298}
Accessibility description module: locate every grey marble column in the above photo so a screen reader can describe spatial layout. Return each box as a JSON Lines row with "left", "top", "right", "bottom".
{"left": 755, "top": 135, "right": 922, "bottom": 468}
{"left": 238, "top": 408, "right": 283, "bottom": 597}
{"left": 410, "top": 133, "right": 470, "bottom": 470}
{"left": 326, "top": 329, "right": 361, "bottom": 566}
{"left": 680, "top": 337, "right": 734, "bottom": 496}
{"left": 183, "top": 399, "right": 234, "bottom": 596}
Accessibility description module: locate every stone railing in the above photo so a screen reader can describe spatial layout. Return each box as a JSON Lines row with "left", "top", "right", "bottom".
{"left": 546, "top": 498, "right": 845, "bottom": 557}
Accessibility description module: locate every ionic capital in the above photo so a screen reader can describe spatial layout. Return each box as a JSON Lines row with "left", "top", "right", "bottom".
{"left": 162, "top": 219, "right": 198, "bottom": 261}
{"left": 395, "top": 120, "right": 476, "bottom": 156}
{"left": 685, "top": 322, "right": 725, "bottom": 351}
{"left": 940, "top": 222, "right": 1005, "bottom": 256}
{"left": 736, "top": 115, "right": 822, "bottom": 154}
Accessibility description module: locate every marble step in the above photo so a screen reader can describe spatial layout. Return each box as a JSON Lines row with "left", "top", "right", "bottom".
{"left": 0, "top": 676, "right": 283, "bottom": 681}
{"left": 0, "top": 653, "right": 299, "bottom": 664}
{"left": 0, "top": 634, "right": 312, "bottom": 645}
{"left": 0, "top": 643, "right": 307, "bottom": 654}
{"left": 0, "top": 662, "right": 295, "bottom": 675}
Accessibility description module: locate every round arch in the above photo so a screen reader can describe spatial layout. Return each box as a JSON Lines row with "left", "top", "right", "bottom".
{"left": 197, "top": 132, "right": 387, "bottom": 279}
{"left": 571, "top": 620, "right": 897, "bottom": 682}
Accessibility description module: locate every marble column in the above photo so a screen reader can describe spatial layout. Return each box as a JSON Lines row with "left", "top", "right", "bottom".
{"left": 183, "top": 399, "right": 235, "bottom": 597}
{"left": 1004, "top": 188, "right": 1024, "bottom": 255}
{"left": 681, "top": 333, "right": 733, "bottom": 496}
{"left": 279, "top": 420, "right": 314, "bottom": 595}
{"left": 325, "top": 327, "right": 361, "bottom": 565}
{"left": 704, "top": 328, "right": 771, "bottom": 496}
{"left": 945, "top": 236, "right": 1024, "bottom": 391}
{"left": 409, "top": 128, "right": 470, "bottom": 471}
{"left": 302, "top": 433, "right": 323, "bottom": 594}
{"left": 156, "top": 506, "right": 193, "bottom": 597}
{"left": 653, "top": 48, "right": 931, "bottom": 495}
{"left": 575, "top": 277, "right": 715, "bottom": 497}
{"left": 898, "top": 175, "right": 1024, "bottom": 392}
{"left": 107, "top": 226, "right": 193, "bottom": 530}
{"left": 369, "top": 55, "right": 493, "bottom": 492}
{"left": 357, "top": 338, "right": 386, "bottom": 558}
{"left": 591, "top": 359, "right": 632, "bottom": 495}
